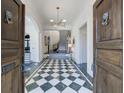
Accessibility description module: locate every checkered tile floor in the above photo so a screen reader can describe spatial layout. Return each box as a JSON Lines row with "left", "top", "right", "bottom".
{"left": 25, "top": 59, "right": 93, "bottom": 93}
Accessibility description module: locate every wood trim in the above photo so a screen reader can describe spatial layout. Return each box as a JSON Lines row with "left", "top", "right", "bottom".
{"left": 2, "top": 58, "right": 20, "bottom": 67}
{"left": 14, "top": 0, "right": 22, "bottom": 5}
{"left": 1, "top": 40, "right": 19, "bottom": 49}
{"left": 2, "top": 56, "right": 19, "bottom": 64}
{"left": 21, "top": 4, "right": 25, "bottom": 56}
{"left": 93, "top": 1, "right": 97, "bottom": 93}
{"left": 96, "top": 40, "right": 123, "bottom": 49}
{"left": 21, "top": 4, "right": 25, "bottom": 93}
{"left": 97, "top": 58, "right": 122, "bottom": 79}
{"left": 93, "top": 0, "right": 103, "bottom": 9}
{"left": 120, "top": 0, "right": 123, "bottom": 40}
{"left": 97, "top": 49, "right": 122, "bottom": 67}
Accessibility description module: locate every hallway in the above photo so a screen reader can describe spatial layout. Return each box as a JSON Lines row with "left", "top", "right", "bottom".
{"left": 25, "top": 58, "right": 92, "bottom": 93}
{"left": 1, "top": 0, "right": 123, "bottom": 93}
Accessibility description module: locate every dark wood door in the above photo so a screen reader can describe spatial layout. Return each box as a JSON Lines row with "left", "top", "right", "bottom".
{"left": 1, "top": 0, "right": 25, "bottom": 93}
{"left": 93, "top": 0, "right": 123, "bottom": 93}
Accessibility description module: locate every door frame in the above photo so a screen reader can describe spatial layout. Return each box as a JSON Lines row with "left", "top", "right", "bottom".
{"left": 93, "top": 1, "right": 107, "bottom": 92}
{"left": 93, "top": 1, "right": 97, "bottom": 92}
{"left": 21, "top": 4, "right": 25, "bottom": 93}
{"left": 79, "top": 23, "right": 87, "bottom": 66}
{"left": 19, "top": 2, "right": 25, "bottom": 93}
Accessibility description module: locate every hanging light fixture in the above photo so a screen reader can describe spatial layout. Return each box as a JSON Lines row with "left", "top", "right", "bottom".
{"left": 50, "top": 6, "right": 67, "bottom": 27}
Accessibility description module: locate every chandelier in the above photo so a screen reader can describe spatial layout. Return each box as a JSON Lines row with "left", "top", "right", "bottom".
{"left": 50, "top": 6, "right": 67, "bottom": 27}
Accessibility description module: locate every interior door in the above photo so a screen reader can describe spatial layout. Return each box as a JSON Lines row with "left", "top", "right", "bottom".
{"left": 1, "top": 0, "right": 25, "bottom": 93}
{"left": 93, "top": 0, "right": 123, "bottom": 93}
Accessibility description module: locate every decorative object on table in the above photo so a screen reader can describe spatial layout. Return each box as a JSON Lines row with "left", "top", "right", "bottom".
{"left": 25, "top": 34, "right": 30, "bottom": 53}
{"left": 24, "top": 34, "right": 31, "bottom": 64}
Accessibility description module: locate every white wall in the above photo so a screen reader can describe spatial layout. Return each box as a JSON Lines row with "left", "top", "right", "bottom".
{"left": 71, "top": 0, "right": 96, "bottom": 76}
{"left": 21, "top": 0, "right": 44, "bottom": 62}
{"left": 25, "top": 17, "right": 39, "bottom": 62}
{"left": 80, "top": 24, "right": 87, "bottom": 64}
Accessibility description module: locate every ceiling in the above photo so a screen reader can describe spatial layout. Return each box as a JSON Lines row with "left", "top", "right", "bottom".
{"left": 31, "top": 0, "right": 85, "bottom": 27}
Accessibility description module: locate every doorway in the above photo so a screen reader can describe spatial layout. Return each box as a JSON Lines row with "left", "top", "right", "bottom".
{"left": 79, "top": 23, "right": 87, "bottom": 74}
{"left": 44, "top": 31, "right": 60, "bottom": 54}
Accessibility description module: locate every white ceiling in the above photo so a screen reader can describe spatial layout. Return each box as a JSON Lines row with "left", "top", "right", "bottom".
{"left": 31, "top": 0, "right": 85, "bottom": 26}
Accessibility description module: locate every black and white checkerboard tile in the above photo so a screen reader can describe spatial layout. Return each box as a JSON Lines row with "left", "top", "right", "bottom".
{"left": 25, "top": 59, "right": 93, "bottom": 93}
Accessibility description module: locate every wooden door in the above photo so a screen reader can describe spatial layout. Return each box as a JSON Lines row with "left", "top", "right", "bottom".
{"left": 1, "top": 0, "right": 25, "bottom": 93}
{"left": 93, "top": 0, "right": 123, "bottom": 93}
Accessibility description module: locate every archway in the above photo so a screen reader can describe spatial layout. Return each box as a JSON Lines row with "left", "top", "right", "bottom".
{"left": 24, "top": 16, "right": 41, "bottom": 79}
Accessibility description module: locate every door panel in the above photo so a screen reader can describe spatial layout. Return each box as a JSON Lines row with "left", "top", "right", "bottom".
{"left": 2, "top": 0, "right": 19, "bottom": 40}
{"left": 93, "top": 0, "right": 123, "bottom": 93}
{"left": 111, "top": 0, "right": 122, "bottom": 39}
{"left": 1, "top": 75, "right": 6, "bottom": 93}
{"left": 1, "top": 0, "right": 24, "bottom": 93}
{"left": 97, "top": 49, "right": 122, "bottom": 67}
{"left": 2, "top": 49, "right": 19, "bottom": 58}
{"left": 12, "top": 66, "right": 19, "bottom": 93}
{"left": 97, "top": 0, "right": 112, "bottom": 41}
{"left": 96, "top": 0, "right": 122, "bottom": 41}
{"left": 96, "top": 67, "right": 122, "bottom": 93}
